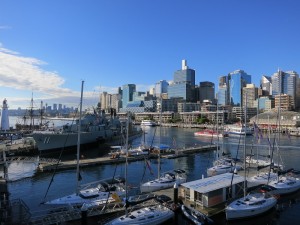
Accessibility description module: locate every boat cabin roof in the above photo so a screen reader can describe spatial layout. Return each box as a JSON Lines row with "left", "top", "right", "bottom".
{"left": 181, "top": 173, "right": 244, "bottom": 193}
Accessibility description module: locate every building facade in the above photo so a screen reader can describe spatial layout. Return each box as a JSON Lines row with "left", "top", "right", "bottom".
{"left": 168, "top": 60, "right": 196, "bottom": 102}
{"left": 199, "top": 81, "right": 215, "bottom": 103}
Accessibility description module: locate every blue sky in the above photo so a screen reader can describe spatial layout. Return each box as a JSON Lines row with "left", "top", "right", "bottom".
{"left": 1, "top": 0, "right": 300, "bottom": 109}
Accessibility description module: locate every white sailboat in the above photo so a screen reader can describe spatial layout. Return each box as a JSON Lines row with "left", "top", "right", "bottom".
{"left": 140, "top": 103, "right": 186, "bottom": 193}
{"left": 267, "top": 82, "right": 300, "bottom": 195}
{"left": 104, "top": 114, "right": 174, "bottom": 225}
{"left": 207, "top": 100, "right": 242, "bottom": 177}
{"left": 44, "top": 81, "right": 125, "bottom": 206}
{"left": 225, "top": 94, "right": 277, "bottom": 220}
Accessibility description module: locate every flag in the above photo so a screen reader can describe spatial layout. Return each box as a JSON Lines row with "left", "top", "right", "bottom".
{"left": 146, "top": 160, "right": 154, "bottom": 175}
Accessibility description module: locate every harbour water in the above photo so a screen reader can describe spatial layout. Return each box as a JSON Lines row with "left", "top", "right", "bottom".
{"left": 2, "top": 123, "right": 300, "bottom": 224}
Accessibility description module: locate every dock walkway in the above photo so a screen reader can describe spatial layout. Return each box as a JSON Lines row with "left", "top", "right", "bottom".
{"left": 38, "top": 144, "right": 216, "bottom": 172}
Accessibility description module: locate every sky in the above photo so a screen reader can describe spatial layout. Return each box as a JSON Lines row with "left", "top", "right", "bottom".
{"left": 1, "top": 0, "right": 300, "bottom": 109}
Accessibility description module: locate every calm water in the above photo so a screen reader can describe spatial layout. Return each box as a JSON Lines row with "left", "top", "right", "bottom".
{"left": 3, "top": 125, "right": 300, "bottom": 224}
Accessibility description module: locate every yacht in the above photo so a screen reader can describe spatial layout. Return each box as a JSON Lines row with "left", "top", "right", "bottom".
{"left": 194, "top": 129, "right": 228, "bottom": 138}
{"left": 224, "top": 124, "right": 253, "bottom": 136}
{"left": 104, "top": 204, "right": 174, "bottom": 225}
{"left": 44, "top": 177, "right": 126, "bottom": 205}
{"left": 225, "top": 193, "right": 277, "bottom": 220}
{"left": 140, "top": 169, "right": 186, "bottom": 193}
{"left": 141, "top": 120, "right": 157, "bottom": 126}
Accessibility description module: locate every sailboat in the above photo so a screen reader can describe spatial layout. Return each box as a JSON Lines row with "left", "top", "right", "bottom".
{"left": 140, "top": 104, "right": 186, "bottom": 193}
{"left": 267, "top": 87, "right": 300, "bottom": 195}
{"left": 225, "top": 94, "right": 277, "bottom": 220}
{"left": 247, "top": 117, "right": 280, "bottom": 187}
{"left": 43, "top": 81, "right": 126, "bottom": 206}
{"left": 207, "top": 100, "right": 242, "bottom": 177}
{"left": 104, "top": 114, "right": 174, "bottom": 225}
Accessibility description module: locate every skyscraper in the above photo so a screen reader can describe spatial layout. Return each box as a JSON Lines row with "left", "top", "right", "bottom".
{"left": 122, "top": 84, "right": 136, "bottom": 108}
{"left": 229, "top": 70, "right": 251, "bottom": 106}
{"left": 218, "top": 76, "right": 229, "bottom": 106}
{"left": 272, "top": 70, "right": 298, "bottom": 109}
{"left": 199, "top": 81, "right": 215, "bottom": 103}
{"left": 260, "top": 75, "right": 272, "bottom": 95}
{"left": 168, "top": 60, "right": 196, "bottom": 101}
{"left": 155, "top": 80, "right": 169, "bottom": 98}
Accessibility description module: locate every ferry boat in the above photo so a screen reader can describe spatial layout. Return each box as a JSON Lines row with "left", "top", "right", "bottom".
{"left": 140, "top": 120, "right": 157, "bottom": 126}
{"left": 224, "top": 124, "right": 253, "bottom": 136}
{"left": 194, "top": 129, "right": 228, "bottom": 138}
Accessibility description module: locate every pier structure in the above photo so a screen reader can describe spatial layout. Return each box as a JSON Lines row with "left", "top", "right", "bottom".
{"left": 37, "top": 144, "right": 217, "bottom": 172}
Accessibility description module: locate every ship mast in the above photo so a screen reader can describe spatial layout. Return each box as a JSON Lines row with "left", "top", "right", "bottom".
{"left": 76, "top": 81, "right": 84, "bottom": 195}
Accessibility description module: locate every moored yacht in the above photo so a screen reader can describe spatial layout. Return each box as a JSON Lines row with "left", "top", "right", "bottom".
{"left": 225, "top": 192, "right": 277, "bottom": 220}
{"left": 140, "top": 169, "right": 186, "bottom": 193}
{"left": 141, "top": 120, "right": 157, "bottom": 126}
{"left": 44, "top": 177, "right": 126, "bottom": 205}
{"left": 104, "top": 204, "right": 174, "bottom": 225}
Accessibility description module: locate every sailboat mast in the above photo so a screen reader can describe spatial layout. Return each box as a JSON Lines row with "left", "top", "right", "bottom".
{"left": 243, "top": 92, "right": 247, "bottom": 197}
{"left": 76, "top": 80, "right": 84, "bottom": 195}
{"left": 125, "top": 113, "right": 129, "bottom": 216}
{"left": 216, "top": 97, "right": 219, "bottom": 160}
{"left": 158, "top": 98, "right": 162, "bottom": 179}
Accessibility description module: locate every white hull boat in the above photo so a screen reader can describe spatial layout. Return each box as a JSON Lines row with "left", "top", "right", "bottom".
{"left": 268, "top": 176, "right": 300, "bottom": 195}
{"left": 105, "top": 205, "right": 174, "bottom": 225}
{"left": 140, "top": 170, "right": 186, "bottom": 193}
{"left": 44, "top": 177, "right": 126, "bottom": 205}
{"left": 247, "top": 172, "right": 278, "bottom": 187}
{"left": 225, "top": 193, "right": 277, "bottom": 220}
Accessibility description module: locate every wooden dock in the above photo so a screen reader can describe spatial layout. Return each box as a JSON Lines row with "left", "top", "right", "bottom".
{"left": 37, "top": 144, "right": 217, "bottom": 172}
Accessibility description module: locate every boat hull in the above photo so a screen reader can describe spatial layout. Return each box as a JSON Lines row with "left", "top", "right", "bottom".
{"left": 105, "top": 205, "right": 174, "bottom": 225}
{"left": 225, "top": 194, "right": 277, "bottom": 220}
{"left": 140, "top": 177, "right": 186, "bottom": 193}
{"left": 268, "top": 178, "right": 300, "bottom": 195}
{"left": 32, "top": 129, "right": 113, "bottom": 151}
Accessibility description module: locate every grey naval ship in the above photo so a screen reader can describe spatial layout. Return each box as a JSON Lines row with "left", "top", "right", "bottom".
{"left": 31, "top": 110, "right": 123, "bottom": 152}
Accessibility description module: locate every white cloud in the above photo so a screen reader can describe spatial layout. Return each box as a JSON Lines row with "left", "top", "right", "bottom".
{"left": 0, "top": 45, "right": 102, "bottom": 109}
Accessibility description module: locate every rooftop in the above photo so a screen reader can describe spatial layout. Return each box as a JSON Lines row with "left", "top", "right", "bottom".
{"left": 181, "top": 173, "right": 244, "bottom": 193}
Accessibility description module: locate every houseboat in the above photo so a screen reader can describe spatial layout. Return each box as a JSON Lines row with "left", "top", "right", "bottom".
{"left": 179, "top": 173, "right": 244, "bottom": 215}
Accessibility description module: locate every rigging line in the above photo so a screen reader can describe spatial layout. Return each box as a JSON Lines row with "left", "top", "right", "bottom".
{"left": 103, "top": 156, "right": 121, "bottom": 209}
{"left": 267, "top": 108, "right": 280, "bottom": 184}
{"left": 40, "top": 108, "right": 79, "bottom": 204}
{"left": 228, "top": 130, "right": 243, "bottom": 200}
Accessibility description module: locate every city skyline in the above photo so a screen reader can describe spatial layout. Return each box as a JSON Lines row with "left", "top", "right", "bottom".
{"left": 1, "top": 1, "right": 300, "bottom": 109}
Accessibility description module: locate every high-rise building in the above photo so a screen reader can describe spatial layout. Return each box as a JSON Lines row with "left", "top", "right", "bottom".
{"left": 217, "top": 70, "right": 251, "bottom": 107}
{"left": 155, "top": 80, "right": 169, "bottom": 98}
{"left": 100, "top": 91, "right": 112, "bottom": 110}
{"left": 168, "top": 60, "right": 196, "bottom": 101}
{"left": 199, "top": 81, "right": 215, "bottom": 103}
{"left": 122, "top": 84, "right": 136, "bottom": 108}
{"left": 272, "top": 70, "right": 299, "bottom": 110}
{"left": 218, "top": 76, "right": 229, "bottom": 106}
{"left": 111, "top": 94, "right": 122, "bottom": 112}
{"left": 229, "top": 70, "right": 251, "bottom": 106}
{"left": 260, "top": 75, "right": 272, "bottom": 95}
{"left": 242, "top": 84, "right": 262, "bottom": 108}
